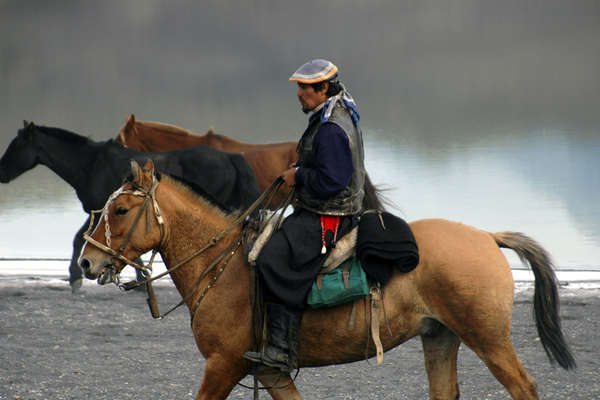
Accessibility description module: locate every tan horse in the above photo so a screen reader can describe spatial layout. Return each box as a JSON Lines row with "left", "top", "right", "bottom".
{"left": 79, "top": 160, "right": 575, "bottom": 400}
{"left": 116, "top": 115, "right": 298, "bottom": 207}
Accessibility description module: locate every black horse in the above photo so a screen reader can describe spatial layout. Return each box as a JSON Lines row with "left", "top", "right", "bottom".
{"left": 0, "top": 121, "right": 261, "bottom": 292}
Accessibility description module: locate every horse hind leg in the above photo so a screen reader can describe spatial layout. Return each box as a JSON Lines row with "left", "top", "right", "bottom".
{"left": 420, "top": 320, "right": 461, "bottom": 400}
{"left": 458, "top": 322, "right": 538, "bottom": 399}
{"left": 472, "top": 343, "right": 538, "bottom": 400}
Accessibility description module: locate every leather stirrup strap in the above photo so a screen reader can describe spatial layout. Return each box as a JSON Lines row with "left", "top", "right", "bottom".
{"left": 370, "top": 287, "right": 384, "bottom": 364}
{"left": 348, "top": 301, "right": 357, "bottom": 330}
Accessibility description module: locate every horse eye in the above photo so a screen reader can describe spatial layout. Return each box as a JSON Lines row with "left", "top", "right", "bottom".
{"left": 115, "top": 207, "right": 129, "bottom": 216}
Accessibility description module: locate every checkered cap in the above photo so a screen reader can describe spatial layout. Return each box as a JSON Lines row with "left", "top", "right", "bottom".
{"left": 289, "top": 59, "right": 338, "bottom": 84}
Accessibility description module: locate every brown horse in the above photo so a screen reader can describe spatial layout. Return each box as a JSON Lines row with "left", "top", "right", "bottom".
{"left": 116, "top": 115, "right": 298, "bottom": 207}
{"left": 78, "top": 160, "right": 575, "bottom": 400}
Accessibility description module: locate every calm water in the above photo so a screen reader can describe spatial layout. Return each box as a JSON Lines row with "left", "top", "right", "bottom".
{"left": 1, "top": 2, "right": 599, "bottom": 274}
{"left": 1, "top": 125, "right": 598, "bottom": 272}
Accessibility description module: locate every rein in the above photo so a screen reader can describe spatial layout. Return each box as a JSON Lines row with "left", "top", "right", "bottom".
{"left": 83, "top": 174, "right": 285, "bottom": 320}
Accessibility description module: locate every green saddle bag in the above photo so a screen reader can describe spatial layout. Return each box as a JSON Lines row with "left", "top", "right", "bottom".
{"left": 307, "top": 256, "right": 369, "bottom": 309}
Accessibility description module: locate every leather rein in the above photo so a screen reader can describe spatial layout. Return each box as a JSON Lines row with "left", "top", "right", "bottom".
{"left": 83, "top": 173, "right": 286, "bottom": 322}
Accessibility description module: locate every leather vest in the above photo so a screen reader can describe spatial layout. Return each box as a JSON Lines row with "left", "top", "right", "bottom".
{"left": 296, "top": 103, "right": 365, "bottom": 215}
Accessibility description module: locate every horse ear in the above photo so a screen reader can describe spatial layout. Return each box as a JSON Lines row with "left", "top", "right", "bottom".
{"left": 125, "top": 115, "right": 134, "bottom": 130}
{"left": 133, "top": 159, "right": 156, "bottom": 191}
{"left": 142, "top": 159, "right": 155, "bottom": 175}
{"left": 23, "top": 120, "right": 28, "bottom": 127}
{"left": 130, "top": 159, "right": 143, "bottom": 186}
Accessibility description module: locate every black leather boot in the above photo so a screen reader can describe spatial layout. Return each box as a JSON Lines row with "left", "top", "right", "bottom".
{"left": 244, "top": 303, "right": 303, "bottom": 373}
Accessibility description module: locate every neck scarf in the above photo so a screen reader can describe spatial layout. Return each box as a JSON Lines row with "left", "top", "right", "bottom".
{"left": 320, "top": 83, "right": 360, "bottom": 127}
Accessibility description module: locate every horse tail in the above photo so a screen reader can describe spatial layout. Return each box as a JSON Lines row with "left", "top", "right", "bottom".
{"left": 492, "top": 231, "right": 576, "bottom": 370}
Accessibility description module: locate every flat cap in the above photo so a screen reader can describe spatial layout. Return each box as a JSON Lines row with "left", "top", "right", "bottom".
{"left": 289, "top": 59, "right": 338, "bottom": 84}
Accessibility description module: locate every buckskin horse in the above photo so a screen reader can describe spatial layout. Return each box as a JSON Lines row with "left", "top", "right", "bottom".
{"left": 115, "top": 114, "right": 382, "bottom": 209}
{"left": 78, "top": 160, "right": 575, "bottom": 400}
{"left": 0, "top": 122, "right": 261, "bottom": 291}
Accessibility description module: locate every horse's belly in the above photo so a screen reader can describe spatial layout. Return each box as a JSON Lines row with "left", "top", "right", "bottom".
{"left": 297, "top": 292, "right": 422, "bottom": 367}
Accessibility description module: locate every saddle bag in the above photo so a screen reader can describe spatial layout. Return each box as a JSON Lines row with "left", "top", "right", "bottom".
{"left": 307, "top": 256, "right": 369, "bottom": 309}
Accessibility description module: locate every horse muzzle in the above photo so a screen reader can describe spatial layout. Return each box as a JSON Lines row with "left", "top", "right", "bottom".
{"left": 79, "top": 256, "right": 118, "bottom": 285}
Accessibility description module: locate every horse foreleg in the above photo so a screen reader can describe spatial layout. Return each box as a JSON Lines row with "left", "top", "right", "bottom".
{"left": 69, "top": 219, "right": 90, "bottom": 293}
{"left": 420, "top": 323, "right": 461, "bottom": 400}
{"left": 195, "top": 356, "right": 246, "bottom": 400}
{"left": 259, "top": 370, "right": 302, "bottom": 400}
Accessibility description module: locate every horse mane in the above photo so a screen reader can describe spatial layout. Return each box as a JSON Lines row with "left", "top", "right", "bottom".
{"left": 134, "top": 120, "right": 213, "bottom": 138}
{"left": 159, "top": 174, "right": 237, "bottom": 221}
{"left": 32, "top": 124, "right": 92, "bottom": 145}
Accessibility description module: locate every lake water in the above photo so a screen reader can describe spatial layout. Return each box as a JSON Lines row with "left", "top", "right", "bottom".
{"left": 1, "top": 125, "right": 599, "bottom": 276}
{"left": 1, "top": 2, "right": 599, "bottom": 278}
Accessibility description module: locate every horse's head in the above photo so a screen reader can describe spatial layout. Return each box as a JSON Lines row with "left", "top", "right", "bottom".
{"left": 78, "top": 159, "right": 164, "bottom": 285}
{"left": 0, "top": 121, "right": 39, "bottom": 183}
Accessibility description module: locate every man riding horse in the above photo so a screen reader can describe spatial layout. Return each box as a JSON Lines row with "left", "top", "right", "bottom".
{"left": 244, "top": 59, "right": 366, "bottom": 372}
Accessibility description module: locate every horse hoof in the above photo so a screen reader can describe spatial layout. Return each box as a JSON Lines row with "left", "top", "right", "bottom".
{"left": 71, "top": 279, "right": 83, "bottom": 294}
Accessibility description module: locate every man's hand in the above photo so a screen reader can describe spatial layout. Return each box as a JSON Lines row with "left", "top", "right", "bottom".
{"left": 281, "top": 167, "right": 298, "bottom": 186}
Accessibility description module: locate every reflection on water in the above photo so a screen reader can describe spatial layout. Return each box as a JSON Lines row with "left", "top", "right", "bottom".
{"left": 1, "top": 127, "right": 598, "bottom": 270}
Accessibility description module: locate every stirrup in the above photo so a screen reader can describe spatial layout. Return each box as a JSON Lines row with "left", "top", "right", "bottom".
{"left": 243, "top": 350, "right": 262, "bottom": 363}
{"left": 243, "top": 348, "right": 292, "bottom": 373}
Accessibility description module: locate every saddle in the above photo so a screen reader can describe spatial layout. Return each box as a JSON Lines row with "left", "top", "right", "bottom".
{"left": 247, "top": 213, "right": 368, "bottom": 309}
{"left": 244, "top": 210, "right": 419, "bottom": 365}
{"left": 247, "top": 209, "right": 420, "bottom": 286}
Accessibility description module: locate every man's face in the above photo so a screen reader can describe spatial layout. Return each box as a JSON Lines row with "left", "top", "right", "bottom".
{"left": 296, "top": 83, "right": 328, "bottom": 113}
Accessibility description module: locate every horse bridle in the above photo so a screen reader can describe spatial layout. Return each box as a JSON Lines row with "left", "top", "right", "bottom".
{"left": 83, "top": 175, "right": 164, "bottom": 279}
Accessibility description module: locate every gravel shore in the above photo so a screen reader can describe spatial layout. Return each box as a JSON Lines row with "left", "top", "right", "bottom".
{"left": 1, "top": 278, "right": 599, "bottom": 399}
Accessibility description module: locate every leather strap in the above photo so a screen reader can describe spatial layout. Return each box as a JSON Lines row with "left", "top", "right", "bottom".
{"left": 342, "top": 263, "right": 350, "bottom": 289}
{"left": 370, "top": 287, "right": 384, "bottom": 364}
